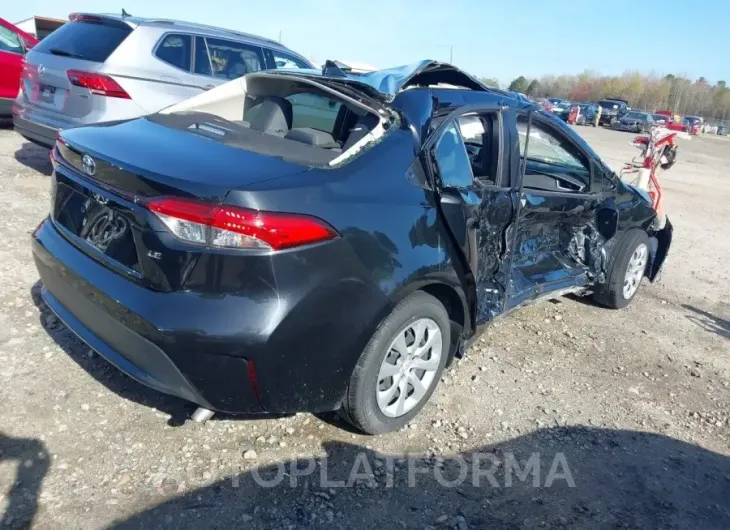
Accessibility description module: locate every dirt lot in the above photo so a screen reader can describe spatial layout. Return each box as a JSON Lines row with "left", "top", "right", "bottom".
{"left": 0, "top": 122, "right": 728, "bottom": 529}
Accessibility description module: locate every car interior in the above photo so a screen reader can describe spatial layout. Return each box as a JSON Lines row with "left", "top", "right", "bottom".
{"left": 154, "top": 75, "right": 386, "bottom": 166}
{"left": 458, "top": 114, "right": 500, "bottom": 184}
{"left": 240, "top": 89, "right": 380, "bottom": 153}
{"left": 517, "top": 116, "right": 590, "bottom": 193}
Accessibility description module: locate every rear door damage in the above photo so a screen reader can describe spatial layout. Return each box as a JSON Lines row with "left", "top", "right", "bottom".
{"left": 424, "top": 98, "right": 672, "bottom": 338}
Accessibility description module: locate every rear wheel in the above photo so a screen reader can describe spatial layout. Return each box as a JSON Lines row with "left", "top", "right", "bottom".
{"left": 592, "top": 230, "right": 650, "bottom": 309}
{"left": 341, "top": 291, "right": 450, "bottom": 434}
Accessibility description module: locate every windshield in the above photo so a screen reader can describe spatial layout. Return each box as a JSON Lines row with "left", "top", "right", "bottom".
{"left": 624, "top": 112, "right": 648, "bottom": 120}
{"left": 652, "top": 114, "right": 667, "bottom": 121}
{"left": 599, "top": 101, "right": 620, "bottom": 110}
{"left": 685, "top": 117, "right": 701, "bottom": 124}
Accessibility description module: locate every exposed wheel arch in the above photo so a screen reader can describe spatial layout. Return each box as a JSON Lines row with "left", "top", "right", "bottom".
{"left": 418, "top": 282, "right": 470, "bottom": 367}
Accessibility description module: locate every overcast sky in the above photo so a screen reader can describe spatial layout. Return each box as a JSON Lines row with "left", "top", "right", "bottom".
{"left": 7, "top": 0, "right": 728, "bottom": 85}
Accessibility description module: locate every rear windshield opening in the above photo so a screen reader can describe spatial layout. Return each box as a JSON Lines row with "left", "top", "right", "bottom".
{"left": 154, "top": 75, "right": 387, "bottom": 166}
{"left": 32, "top": 20, "right": 132, "bottom": 63}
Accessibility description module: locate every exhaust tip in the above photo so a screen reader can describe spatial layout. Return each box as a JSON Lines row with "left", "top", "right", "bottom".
{"left": 191, "top": 407, "right": 214, "bottom": 423}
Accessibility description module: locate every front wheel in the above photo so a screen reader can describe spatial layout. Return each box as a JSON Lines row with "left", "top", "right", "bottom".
{"left": 592, "top": 230, "right": 650, "bottom": 309}
{"left": 341, "top": 291, "right": 450, "bottom": 434}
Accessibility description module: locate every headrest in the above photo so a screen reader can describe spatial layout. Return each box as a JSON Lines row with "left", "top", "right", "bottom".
{"left": 285, "top": 128, "right": 340, "bottom": 149}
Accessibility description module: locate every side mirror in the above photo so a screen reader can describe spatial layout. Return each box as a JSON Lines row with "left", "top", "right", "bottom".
{"left": 596, "top": 208, "right": 618, "bottom": 240}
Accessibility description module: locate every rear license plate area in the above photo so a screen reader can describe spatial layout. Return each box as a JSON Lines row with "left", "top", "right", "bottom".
{"left": 38, "top": 84, "right": 56, "bottom": 103}
{"left": 53, "top": 181, "right": 141, "bottom": 274}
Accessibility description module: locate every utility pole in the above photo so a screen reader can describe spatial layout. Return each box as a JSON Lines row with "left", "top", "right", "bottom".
{"left": 279, "top": 30, "right": 282, "bottom": 43}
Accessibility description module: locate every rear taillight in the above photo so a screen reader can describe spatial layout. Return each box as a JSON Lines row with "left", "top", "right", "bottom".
{"left": 66, "top": 70, "right": 130, "bottom": 99}
{"left": 147, "top": 197, "right": 339, "bottom": 251}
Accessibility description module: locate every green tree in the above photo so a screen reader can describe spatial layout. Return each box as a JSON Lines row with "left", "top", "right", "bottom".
{"left": 481, "top": 77, "right": 500, "bottom": 88}
{"left": 526, "top": 79, "right": 540, "bottom": 96}
{"left": 508, "top": 76, "right": 529, "bottom": 94}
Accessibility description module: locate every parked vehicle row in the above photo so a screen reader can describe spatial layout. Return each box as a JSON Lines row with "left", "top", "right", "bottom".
{"left": 12, "top": 13, "right": 313, "bottom": 147}
{"left": 535, "top": 96, "right": 712, "bottom": 136}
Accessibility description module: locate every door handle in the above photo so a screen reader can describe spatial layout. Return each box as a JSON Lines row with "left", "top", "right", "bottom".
{"left": 202, "top": 84, "right": 216, "bottom": 90}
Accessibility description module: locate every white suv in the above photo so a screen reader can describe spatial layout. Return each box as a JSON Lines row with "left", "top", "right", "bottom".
{"left": 13, "top": 13, "right": 313, "bottom": 147}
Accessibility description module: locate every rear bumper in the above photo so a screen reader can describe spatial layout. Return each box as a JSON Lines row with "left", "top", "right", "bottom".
{"left": 32, "top": 218, "right": 264, "bottom": 413}
{"left": 13, "top": 115, "right": 57, "bottom": 148}
{"left": 599, "top": 115, "right": 617, "bottom": 125}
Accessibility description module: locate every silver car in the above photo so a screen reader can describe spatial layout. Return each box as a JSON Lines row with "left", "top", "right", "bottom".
{"left": 13, "top": 13, "right": 313, "bottom": 147}
{"left": 614, "top": 111, "right": 655, "bottom": 133}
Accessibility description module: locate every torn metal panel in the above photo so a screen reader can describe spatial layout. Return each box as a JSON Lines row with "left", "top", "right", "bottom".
{"left": 566, "top": 220, "right": 607, "bottom": 283}
{"left": 507, "top": 192, "right": 602, "bottom": 308}
{"left": 473, "top": 190, "right": 516, "bottom": 325}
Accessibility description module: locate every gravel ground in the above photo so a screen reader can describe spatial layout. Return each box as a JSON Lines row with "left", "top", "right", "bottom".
{"left": 0, "top": 122, "right": 728, "bottom": 529}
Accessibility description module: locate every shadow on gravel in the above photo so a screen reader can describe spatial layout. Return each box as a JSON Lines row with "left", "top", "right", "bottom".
{"left": 30, "top": 281, "right": 290, "bottom": 427}
{"left": 14, "top": 142, "right": 52, "bottom": 176}
{"left": 0, "top": 433, "right": 50, "bottom": 529}
{"left": 30, "top": 281, "right": 192, "bottom": 426}
{"left": 107, "top": 426, "right": 730, "bottom": 529}
{"left": 682, "top": 303, "right": 730, "bottom": 341}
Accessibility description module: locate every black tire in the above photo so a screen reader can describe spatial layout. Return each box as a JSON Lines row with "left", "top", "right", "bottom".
{"left": 341, "top": 291, "right": 450, "bottom": 435}
{"left": 592, "top": 230, "right": 650, "bottom": 309}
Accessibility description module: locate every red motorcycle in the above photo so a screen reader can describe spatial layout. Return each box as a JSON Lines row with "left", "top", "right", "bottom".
{"left": 620, "top": 127, "right": 679, "bottom": 222}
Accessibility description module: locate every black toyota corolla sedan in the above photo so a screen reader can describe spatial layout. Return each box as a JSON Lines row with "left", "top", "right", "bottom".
{"left": 33, "top": 60, "right": 672, "bottom": 434}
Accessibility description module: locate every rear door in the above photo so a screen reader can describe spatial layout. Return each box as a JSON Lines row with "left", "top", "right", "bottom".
{"left": 0, "top": 21, "right": 26, "bottom": 102}
{"left": 20, "top": 16, "right": 133, "bottom": 124}
{"left": 507, "top": 112, "right": 602, "bottom": 309}
{"left": 427, "top": 105, "right": 518, "bottom": 329}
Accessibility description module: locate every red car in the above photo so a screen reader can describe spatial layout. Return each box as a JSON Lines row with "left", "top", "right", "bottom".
{"left": 0, "top": 19, "right": 38, "bottom": 117}
{"left": 655, "top": 110, "right": 703, "bottom": 135}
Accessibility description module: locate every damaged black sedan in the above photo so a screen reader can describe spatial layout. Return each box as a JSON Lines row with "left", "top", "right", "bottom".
{"left": 33, "top": 60, "right": 672, "bottom": 434}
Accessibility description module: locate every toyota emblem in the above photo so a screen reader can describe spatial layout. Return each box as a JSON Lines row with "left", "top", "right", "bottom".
{"left": 37, "top": 65, "right": 45, "bottom": 77}
{"left": 82, "top": 154, "right": 96, "bottom": 176}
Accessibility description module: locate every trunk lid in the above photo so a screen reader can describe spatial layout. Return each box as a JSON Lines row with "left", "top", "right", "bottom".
{"left": 53, "top": 117, "right": 308, "bottom": 291}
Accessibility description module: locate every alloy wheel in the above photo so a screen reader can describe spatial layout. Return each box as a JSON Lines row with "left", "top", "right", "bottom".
{"left": 376, "top": 318, "right": 443, "bottom": 418}
{"left": 623, "top": 243, "right": 648, "bottom": 299}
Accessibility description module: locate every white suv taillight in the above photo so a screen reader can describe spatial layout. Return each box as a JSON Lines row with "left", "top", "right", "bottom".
{"left": 66, "top": 70, "right": 131, "bottom": 99}
{"left": 147, "top": 197, "right": 338, "bottom": 250}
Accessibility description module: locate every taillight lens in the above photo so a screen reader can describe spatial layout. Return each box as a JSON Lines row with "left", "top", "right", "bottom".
{"left": 66, "top": 70, "right": 130, "bottom": 99}
{"left": 147, "top": 198, "right": 339, "bottom": 251}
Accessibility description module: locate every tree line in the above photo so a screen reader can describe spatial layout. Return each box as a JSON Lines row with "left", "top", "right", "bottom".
{"left": 483, "top": 73, "right": 730, "bottom": 121}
